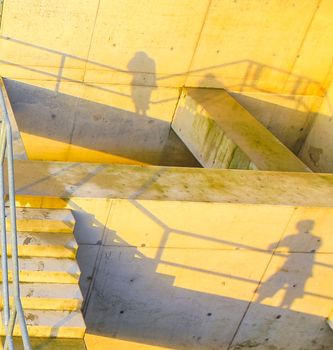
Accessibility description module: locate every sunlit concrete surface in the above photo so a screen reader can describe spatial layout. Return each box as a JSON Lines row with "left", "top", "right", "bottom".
{"left": 8, "top": 160, "right": 333, "bottom": 349}
{"left": 172, "top": 88, "right": 310, "bottom": 171}
{"left": 1, "top": 0, "right": 333, "bottom": 348}
{"left": 0, "top": 1, "right": 333, "bottom": 170}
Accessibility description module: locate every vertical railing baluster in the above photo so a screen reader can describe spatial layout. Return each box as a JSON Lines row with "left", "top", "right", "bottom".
{"left": 0, "top": 83, "right": 31, "bottom": 349}
{"left": 0, "top": 122, "right": 13, "bottom": 350}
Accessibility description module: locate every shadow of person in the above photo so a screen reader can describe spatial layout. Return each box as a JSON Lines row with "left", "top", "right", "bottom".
{"left": 256, "top": 220, "right": 320, "bottom": 308}
{"left": 127, "top": 51, "right": 156, "bottom": 115}
{"left": 199, "top": 73, "right": 224, "bottom": 89}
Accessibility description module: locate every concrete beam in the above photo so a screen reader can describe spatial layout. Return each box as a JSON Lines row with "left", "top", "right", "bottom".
{"left": 11, "top": 160, "right": 332, "bottom": 206}
{"left": 172, "top": 88, "right": 311, "bottom": 172}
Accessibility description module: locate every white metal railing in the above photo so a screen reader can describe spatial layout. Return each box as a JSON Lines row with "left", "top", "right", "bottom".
{"left": 0, "top": 85, "right": 31, "bottom": 349}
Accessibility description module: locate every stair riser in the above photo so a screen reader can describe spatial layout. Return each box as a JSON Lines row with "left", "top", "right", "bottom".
{"left": 5, "top": 246, "right": 77, "bottom": 258}
{"left": 0, "top": 298, "right": 82, "bottom": 311}
{"left": 0, "top": 272, "right": 79, "bottom": 284}
{"left": 7, "top": 221, "right": 74, "bottom": 233}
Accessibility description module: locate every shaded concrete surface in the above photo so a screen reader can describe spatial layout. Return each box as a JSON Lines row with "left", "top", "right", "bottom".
{"left": 172, "top": 88, "right": 310, "bottom": 172}
{"left": 230, "top": 92, "right": 319, "bottom": 155}
{"left": 83, "top": 244, "right": 333, "bottom": 349}
{"left": 84, "top": 247, "right": 257, "bottom": 350}
{"left": 8, "top": 160, "right": 333, "bottom": 349}
{"left": 4, "top": 79, "right": 199, "bottom": 167}
{"left": 0, "top": 77, "right": 28, "bottom": 160}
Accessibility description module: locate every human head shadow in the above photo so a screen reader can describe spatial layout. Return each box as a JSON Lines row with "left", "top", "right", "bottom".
{"left": 256, "top": 220, "right": 320, "bottom": 308}
{"left": 127, "top": 51, "right": 156, "bottom": 116}
{"left": 199, "top": 73, "right": 225, "bottom": 90}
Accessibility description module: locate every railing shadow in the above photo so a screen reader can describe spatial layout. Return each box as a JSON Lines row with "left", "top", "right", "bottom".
{"left": 1, "top": 36, "right": 330, "bottom": 165}
{"left": 12, "top": 162, "right": 333, "bottom": 349}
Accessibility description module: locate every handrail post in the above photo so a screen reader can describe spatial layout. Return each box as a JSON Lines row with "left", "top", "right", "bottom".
{"left": 0, "top": 122, "right": 13, "bottom": 350}
{"left": 0, "top": 83, "right": 31, "bottom": 350}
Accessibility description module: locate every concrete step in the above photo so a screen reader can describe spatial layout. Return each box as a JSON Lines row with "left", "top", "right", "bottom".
{"left": 0, "top": 310, "right": 86, "bottom": 338}
{"left": 8, "top": 208, "right": 75, "bottom": 233}
{"left": 2, "top": 337, "right": 86, "bottom": 350}
{"left": 0, "top": 283, "right": 83, "bottom": 311}
{"left": 1, "top": 337, "right": 87, "bottom": 350}
{"left": 1, "top": 257, "right": 80, "bottom": 284}
{"left": 6, "top": 231, "right": 78, "bottom": 258}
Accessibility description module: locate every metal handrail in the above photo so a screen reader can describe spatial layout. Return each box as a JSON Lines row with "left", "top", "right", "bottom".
{"left": 0, "top": 87, "right": 31, "bottom": 349}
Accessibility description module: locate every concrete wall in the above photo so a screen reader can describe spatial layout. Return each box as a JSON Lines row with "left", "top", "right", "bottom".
{"left": 4, "top": 79, "right": 199, "bottom": 166}
{"left": 12, "top": 160, "right": 333, "bottom": 349}
{"left": 0, "top": 1, "right": 332, "bottom": 164}
{"left": 299, "top": 80, "right": 333, "bottom": 172}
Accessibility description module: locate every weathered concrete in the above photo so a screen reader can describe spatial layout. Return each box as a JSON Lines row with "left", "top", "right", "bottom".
{"left": 10, "top": 207, "right": 75, "bottom": 233}
{"left": 0, "top": 77, "right": 27, "bottom": 160}
{"left": 0, "top": 206, "right": 86, "bottom": 339}
{"left": 4, "top": 79, "right": 199, "bottom": 167}
{"left": 2, "top": 337, "right": 86, "bottom": 350}
{"left": 5, "top": 257, "right": 80, "bottom": 283}
{"left": 7, "top": 160, "right": 333, "bottom": 349}
{"left": 231, "top": 92, "right": 322, "bottom": 154}
{"left": 1, "top": 1, "right": 332, "bottom": 167}
{"left": 172, "top": 88, "right": 310, "bottom": 171}
{"left": 1, "top": 1, "right": 332, "bottom": 96}
{"left": 300, "top": 79, "right": 333, "bottom": 173}
{"left": 10, "top": 160, "right": 333, "bottom": 206}
{"left": 3, "top": 283, "right": 83, "bottom": 311}
{"left": 13, "top": 231, "right": 77, "bottom": 258}
{"left": 0, "top": 310, "right": 85, "bottom": 338}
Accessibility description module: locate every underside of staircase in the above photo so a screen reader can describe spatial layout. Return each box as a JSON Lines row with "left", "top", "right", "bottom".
{"left": 0, "top": 206, "right": 86, "bottom": 348}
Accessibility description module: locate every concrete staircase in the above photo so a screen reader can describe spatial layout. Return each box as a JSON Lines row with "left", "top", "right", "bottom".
{"left": 0, "top": 207, "right": 86, "bottom": 341}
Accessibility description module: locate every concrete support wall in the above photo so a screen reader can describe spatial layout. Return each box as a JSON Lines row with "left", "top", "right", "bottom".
{"left": 11, "top": 160, "right": 333, "bottom": 349}
{"left": 299, "top": 81, "right": 333, "bottom": 172}
{"left": 172, "top": 88, "right": 310, "bottom": 171}
{"left": 0, "top": 1, "right": 332, "bottom": 164}
{"left": 4, "top": 79, "right": 199, "bottom": 166}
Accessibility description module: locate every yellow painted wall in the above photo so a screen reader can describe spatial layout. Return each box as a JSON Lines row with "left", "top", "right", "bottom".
{"left": 1, "top": 0, "right": 333, "bottom": 164}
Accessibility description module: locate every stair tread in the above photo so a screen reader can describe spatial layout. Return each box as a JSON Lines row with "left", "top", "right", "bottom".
{"left": 15, "top": 208, "right": 74, "bottom": 222}
{"left": 9, "top": 208, "right": 75, "bottom": 233}
{"left": 15, "top": 231, "right": 77, "bottom": 248}
{"left": 3, "top": 337, "right": 86, "bottom": 350}
{"left": 0, "top": 283, "right": 83, "bottom": 310}
{"left": 0, "top": 310, "right": 86, "bottom": 338}
{"left": 5, "top": 284, "right": 83, "bottom": 311}
{"left": 6, "top": 231, "right": 78, "bottom": 258}
{"left": 6, "top": 283, "right": 83, "bottom": 299}
{"left": 14, "top": 257, "right": 80, "bottom": 273}
{"left": 1, "top": 257, "right": 80, "bottom": 283}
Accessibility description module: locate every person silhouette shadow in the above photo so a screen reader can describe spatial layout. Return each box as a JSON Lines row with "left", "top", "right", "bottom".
{"left": 127, "top": 51, "right": 156, "bottom": 116}
{"left": 256, "top": 220, "right": 320, "bottom": 308}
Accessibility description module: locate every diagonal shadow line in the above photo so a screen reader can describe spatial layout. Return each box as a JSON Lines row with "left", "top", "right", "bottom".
{"left": 0, "top": 35, "right": 324, "bottom": 87}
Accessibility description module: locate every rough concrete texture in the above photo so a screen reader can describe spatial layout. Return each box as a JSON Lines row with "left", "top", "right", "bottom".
{"left": 0, "top": 207, "right": 86, "bottom": 339}
{"left": 1, "top": 0, "right": 333, "bottom": 168}
{"left": 0, "top": 77, "right": 27, "bottom": 160}
{"left": 4, "top": 79, "right": 200, "bottom": 167}
{"left": 10, "top": 160, "right": 333, "bottom": 206}
{"left": 172, "top": 88, "right": 310, "bottom": 172}
{"left": 300, "top": 80, "right": 333, "bottom": 173}
{"left": 1, "top": 337, "right": 86, "bottom": 350}
{"left": 8, "top": 160, "right": 333, "bottom": 349}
